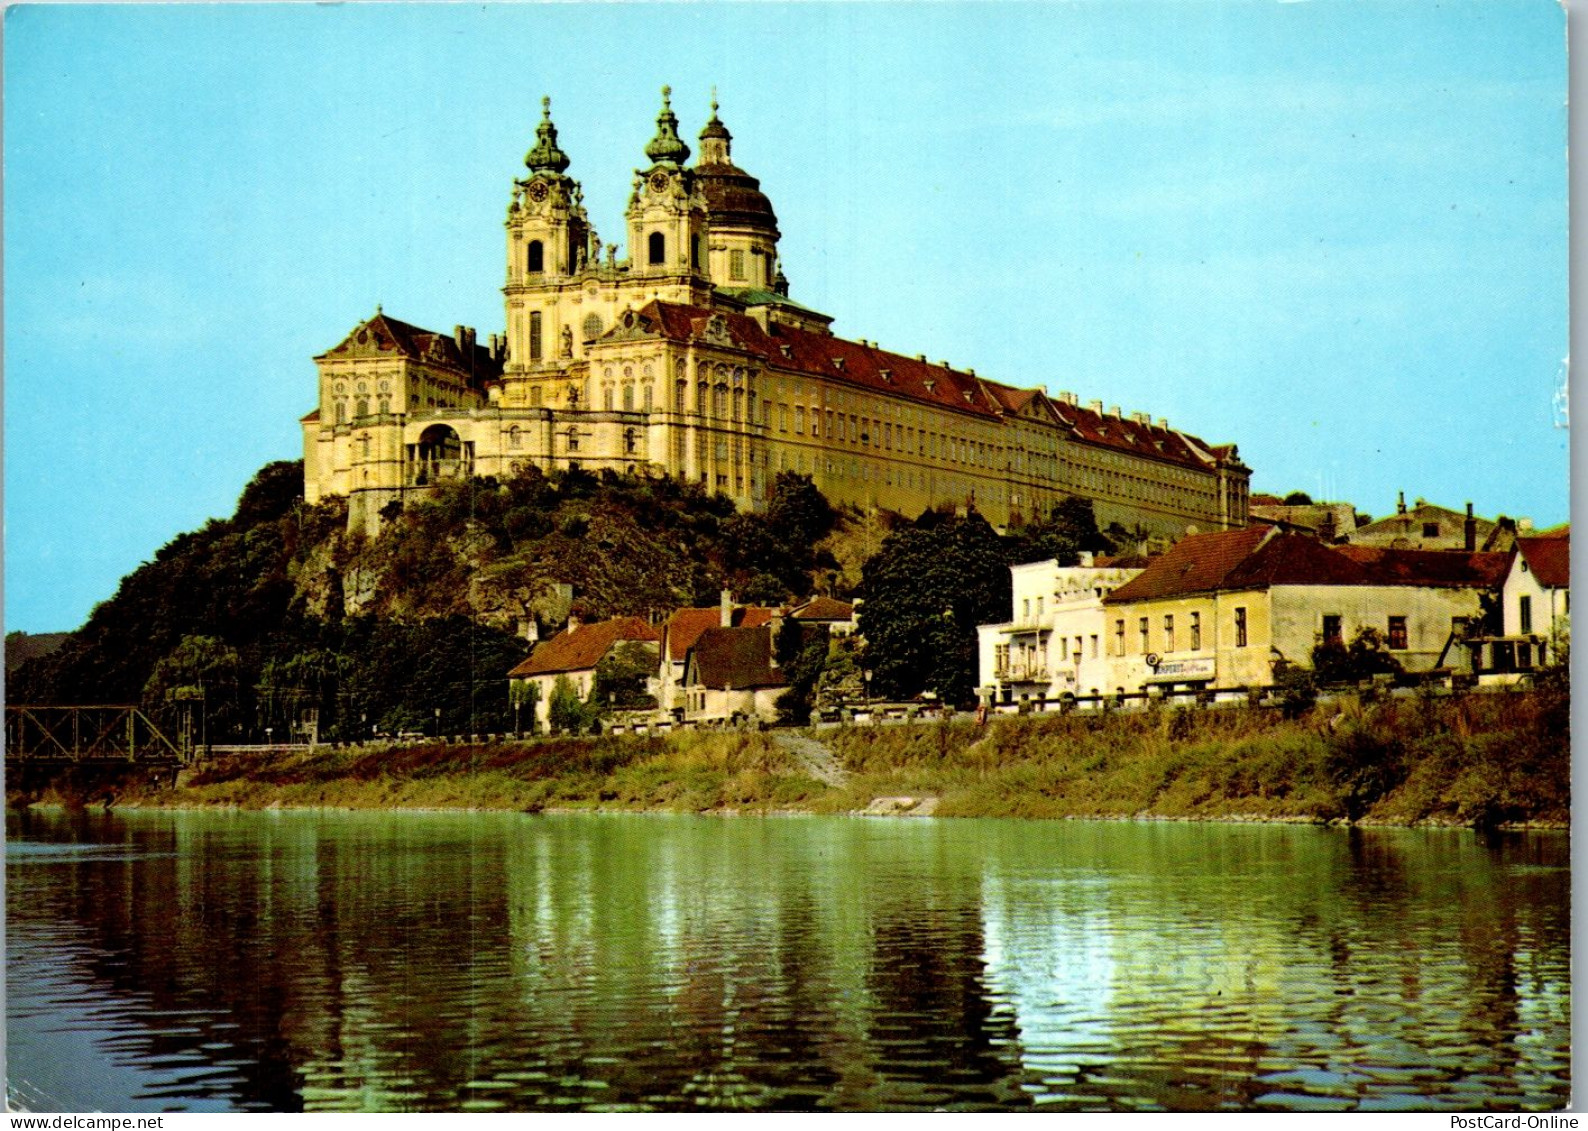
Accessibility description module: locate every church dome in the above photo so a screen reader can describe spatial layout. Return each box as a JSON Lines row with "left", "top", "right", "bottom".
{"left": 693, "top": 96, "right": 777, "bottom": 232}
{"left": 694, "top": 164, "right": 779, "bottom": 233}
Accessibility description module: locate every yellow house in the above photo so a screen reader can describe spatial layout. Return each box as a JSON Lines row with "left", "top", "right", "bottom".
{"left": 1103, "top": 527, "right": 1509, "bottom": 694}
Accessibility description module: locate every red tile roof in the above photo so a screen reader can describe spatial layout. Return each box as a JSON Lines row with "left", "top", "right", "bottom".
{"left": 1105, "top": 527, "right": 1281, "bottom": 603}
{"left": 662, "top": 606, "right": 776, "bottom": 662}
{"left": 687, "top": 626, "right": 788, "bottom": 691}
{"left": 1333, "top": 546, "right": 1512, "bottom": 588}
{"left": 1108, "top": 528, "right": 1514, "bottom": 605}
{"left": 1516, "top": 534, "right": 1570, "bottom": 588}
{"left": 790, "top": 596, "right": 854, "bottom": 621}
{"left": 507, "top": 616, "right": 659, "bottom": 678}
{"left": 318, "top": 312, "right": 504, "bottom": 387}
{"left": 619, "top": 300, "right": 1232, "bottom": 475}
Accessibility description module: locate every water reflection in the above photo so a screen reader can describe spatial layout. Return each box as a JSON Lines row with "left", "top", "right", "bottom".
{"left": 6, "top": 809, "right": 1570, "bottom": 1112}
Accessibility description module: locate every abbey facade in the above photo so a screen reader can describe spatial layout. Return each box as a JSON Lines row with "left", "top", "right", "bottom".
{"left": 303, "top": 91, "right": 1251, "bottom": 536}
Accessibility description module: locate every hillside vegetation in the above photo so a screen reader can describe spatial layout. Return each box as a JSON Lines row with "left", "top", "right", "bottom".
{"left": 57, "top": 689, "right": 1567, "bottom": 830}
{"left": 10, "top": 461, "right": 859, "bottom": 742}
{"left": 12, "top": 458, "right": 1124, "bottom": 742}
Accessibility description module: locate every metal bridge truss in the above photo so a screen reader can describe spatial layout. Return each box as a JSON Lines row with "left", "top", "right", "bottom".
{"left": 5, "top": 705, "right": 190, "bottom": 766}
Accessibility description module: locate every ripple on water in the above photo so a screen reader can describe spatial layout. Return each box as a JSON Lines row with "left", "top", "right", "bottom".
{"left": 4, "top": 812, "right": 1571, "bottom": 1112}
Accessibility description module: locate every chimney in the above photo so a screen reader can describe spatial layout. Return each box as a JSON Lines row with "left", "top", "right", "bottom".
{"left": 1397, "top": 491, "right": 1407, "bottom": 515}
{"left": 1109, "top": 405, "right": 1122, "bottom": 418}
{"left": 1079, "top": 551, "right": 1095, "bottom": 568}
{"left": 768, "top": 610, "right": 785, "bottom": 667}
{"left": 1088, "top": 400, "right": 1104, "bottom": 414}
{"left": 720, "top": 588, "right": 733, "bottom": 628}
{"left": 565, "top": 613, "right": 581, "bottom": 634}
{"left": 1464, "top": 502, "right": 1477, "bottom": 552}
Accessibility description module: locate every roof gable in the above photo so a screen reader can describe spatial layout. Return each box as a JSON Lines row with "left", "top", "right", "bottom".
{"left": 1516, "top": 534, "right": 1570, "bottom": 588}
{"left": 1105, "top": 527, "right": 1278, "bottom": 603}
{"left": 508, "top": 616, "right": 659, "bottom": 678}
{"left": 685, "top": 626, "right": 787, "bottom": 690}
{"left": 662, "top": 605, "right": 777, "bottom": 662}
{"left": 318, "top": 312, "right": 503, "bottom": 383}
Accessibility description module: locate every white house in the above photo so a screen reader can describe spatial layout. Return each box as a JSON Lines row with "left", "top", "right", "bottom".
{"left": 507, "top": 615, "right": 660, "bottom": 730}
{"left": 1499, "top": 532, "right": 1569, "bottom": 669}
{"left": 977, "top": 554, "right": 1145, "bottom": 709}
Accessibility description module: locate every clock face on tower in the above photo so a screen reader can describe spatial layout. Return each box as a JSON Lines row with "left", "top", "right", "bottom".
{"left": 527, "top": 180, "right": 549, "bottom": 203}
{"left": 649, "top": 171, "right": 670, "bottom": 194}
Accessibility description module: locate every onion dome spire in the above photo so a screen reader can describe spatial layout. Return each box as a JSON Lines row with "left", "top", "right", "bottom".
{"left": 700, "top": 89, "right": 730, "bottom": 142}
{"left": 525, "top": 96, "right": 571, "bottom": 175}
{"left": 644, "top": 85, "right": 691, "bottom": 167}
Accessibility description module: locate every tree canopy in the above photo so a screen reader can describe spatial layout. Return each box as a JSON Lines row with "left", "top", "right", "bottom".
{"left": 858, "top": 510, "right": 1013, "bottom": 705}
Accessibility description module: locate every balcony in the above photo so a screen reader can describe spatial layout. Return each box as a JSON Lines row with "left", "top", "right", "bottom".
{"left": 994, "top": 664, "right": 1050, "bottom": 683}
{"left": 407, "top": 457, "right": 473, "bottom": 486}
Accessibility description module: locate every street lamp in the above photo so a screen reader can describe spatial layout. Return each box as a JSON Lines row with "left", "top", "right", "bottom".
{"left": 434, "top": 707, "right": 442, "bottom": 737}
{"left": 862, "top": 669, "right": 873, "bottom": 703}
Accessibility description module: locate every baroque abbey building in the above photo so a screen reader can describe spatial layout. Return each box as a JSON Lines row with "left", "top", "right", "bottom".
{"left": 303, "top": 91, "right": 1250, "bottom": 536}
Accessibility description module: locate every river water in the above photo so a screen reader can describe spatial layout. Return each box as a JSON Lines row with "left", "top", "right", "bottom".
{"left": 5, "top": 808, "right": 1570, "bottom": 1112}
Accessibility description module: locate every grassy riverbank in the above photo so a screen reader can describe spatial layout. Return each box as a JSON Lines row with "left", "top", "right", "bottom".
{"left": 23, "top": 688, "right": 1566, "bottom": 829}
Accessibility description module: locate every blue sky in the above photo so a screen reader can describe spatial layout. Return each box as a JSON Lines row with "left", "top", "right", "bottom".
{"left": 4, "top": 1, "right": 1568, "bottom": 633}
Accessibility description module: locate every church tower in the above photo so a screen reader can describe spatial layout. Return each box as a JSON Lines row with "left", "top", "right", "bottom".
{"left": 505, "top": 98, "right": 590, "bottom": 370}
{"left": 693, "top": 92, "right": 782, "bottom": 292}
{"left": 626, "top": 87, "right": 709, "bottom": 282}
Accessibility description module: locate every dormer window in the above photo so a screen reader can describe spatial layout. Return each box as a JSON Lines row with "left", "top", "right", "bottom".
{"left": 880, "top": 368, "right": 893, "bottom": 383}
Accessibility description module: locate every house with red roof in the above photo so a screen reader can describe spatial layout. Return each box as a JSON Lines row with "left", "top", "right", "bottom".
{"left": 1493, "top": 531, "right": 1570, "bottom": 671}
{"left": 1101, "top": 527, "right": 1510, "bottom": 693}
{"left": 678, "top": 625, "right": 787, "bottom": 724}
{"left": 787, "top": 595, "right": 856, "bottom": 636}
{"left": 507, "top": 615, "right": 660, "bottom": 731}
{"left": 654, "top": 592, "right": 776, "bottom": 716}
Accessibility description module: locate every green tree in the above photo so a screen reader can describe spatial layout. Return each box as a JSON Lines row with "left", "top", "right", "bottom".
{"left": 765, "top": 471, "right": 836, "bottom": 548}
{"left": 143, "top": 634, "right": 243, "bottom": 737}
{"left": 1010, "top": 495, "right": 1113, "bottom": 565}
{"left": 1282, "top": 490, "right": 1315, "bottom": 506}
{"left": 859, "top": 511, "right": 1012, "bottom": 705}
{"left": 232, "top": 460, "right": 305, "bottom": 526}
{"left": 548, "top": 674, "right": 599, "bottom": 734}
{"left": 593, "top": 641, "right": 659, "bottom": 711}
{"left": 1311, "top": 626, "right": 1403, "bottom": 685}
{"left": 510, "top": 679, "right": 541, "bottom": 734}
{"left": 773, "top": 617, "right": 830, "bottom": 725}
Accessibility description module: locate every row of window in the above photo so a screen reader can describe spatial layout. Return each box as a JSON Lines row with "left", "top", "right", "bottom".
{"left": 1322, "top": 614, "right": 1410, "bottom": 650}
{"left": 1114, "top": 611, "right": 1221, "bottom": 656}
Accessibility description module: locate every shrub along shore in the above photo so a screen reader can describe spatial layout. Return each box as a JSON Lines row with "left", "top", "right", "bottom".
{"left": 17, "top": 688, "right": 1566, "bottom": 830}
